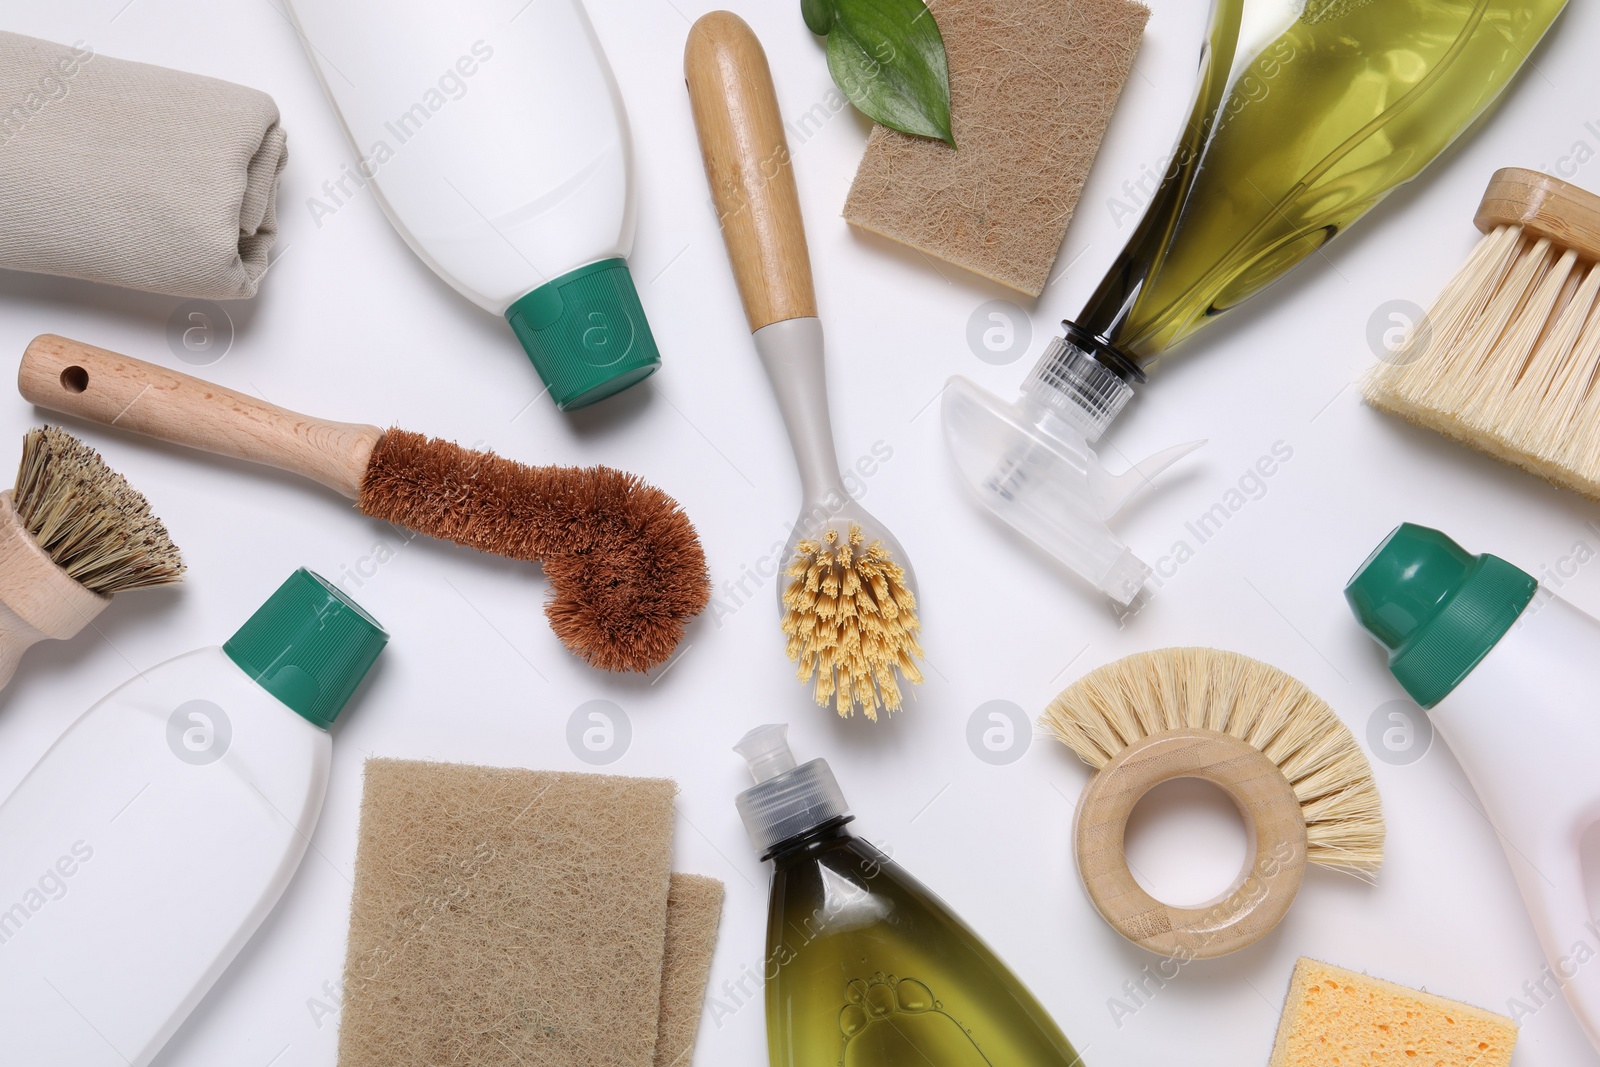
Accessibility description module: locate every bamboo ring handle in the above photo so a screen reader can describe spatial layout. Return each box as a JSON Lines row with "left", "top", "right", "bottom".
{"left": 1073, "top": 728, "right": 1307, "bottom": 960}
{"left": 18, "top": 335, "right": 383, "bottom": 498}
{"left": 1476, "top": 166, "right": 1600, "bottom": 261}
{"left": 685, "top": 11, "right": 817, "bottom": 332}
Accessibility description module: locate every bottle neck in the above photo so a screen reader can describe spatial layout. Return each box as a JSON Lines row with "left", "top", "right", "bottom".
{"left": 764, "top": 815, "right": 855, "bottom": 865}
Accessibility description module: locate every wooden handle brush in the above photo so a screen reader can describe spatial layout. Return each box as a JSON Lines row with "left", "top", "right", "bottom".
{"left": 19, "top": 335, "right": 710, "bottom": 673}
{"left": 0, "top": 426, "right": 183, "bottom": 688}
{"left": 686, "top": 12, "right": 923, "bottom": 721}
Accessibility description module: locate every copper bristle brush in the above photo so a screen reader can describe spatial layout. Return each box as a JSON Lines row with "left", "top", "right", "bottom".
{"left": 19, "top": 335, "right": 710, "bottom": 672}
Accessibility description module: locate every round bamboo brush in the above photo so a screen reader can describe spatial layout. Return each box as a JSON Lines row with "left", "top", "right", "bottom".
{"left": 18, "top": 335, "right": 709, "bottom": 673}
{"left": 685, "top": 11, "right": 923, "bottom": 721}
{"left": 0, "top": 425, "right": 183, "bottom": 687}
{"left": 1041, "top": 648, "right": 1383, "bottom": 958}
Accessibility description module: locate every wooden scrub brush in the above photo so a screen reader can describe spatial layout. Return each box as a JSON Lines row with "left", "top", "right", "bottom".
{"left": 1041, "top": 648, "right": 1383, "bottom": 959}
{"left": 686, "top": 12, "right": 923, "bottom": 721}
{"left": 19, "top": 335, "right": 709, "bottom": 673}
{"left": 0, "top": 425, "right": 183, "bottom": 687}
{"left": 1366, "top": 167, "right": 1600, "bottom": 498}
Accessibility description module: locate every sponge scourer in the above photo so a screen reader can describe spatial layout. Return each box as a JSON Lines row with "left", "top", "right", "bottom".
{"left": 843, "top": 0, "right": 1149, "bottom": 297}
{"left": 1269, "top": 958, "right": 1517, "bottom": 1067}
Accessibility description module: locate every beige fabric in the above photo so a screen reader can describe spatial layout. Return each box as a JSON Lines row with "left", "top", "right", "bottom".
{"left": 844, "top": 0, "right": 1148, "bottom": 297}
{"left": 0, "top": 32, "right": 286, "bottom": 299}
{"left": 337, "top": 759, "right": 677, "bottom": 1067}
{"left": 654, "top": 874, "right": 725, "bottom": 1067}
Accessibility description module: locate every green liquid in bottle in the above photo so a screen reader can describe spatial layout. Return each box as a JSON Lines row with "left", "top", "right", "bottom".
{"left": 764, "top": 820, "right": 1083, "bottom": 1067}
{"left": 735, "top": 726, "right": 1081, "bottom": 1067}
{"left": 1079, "top": 0, "right": 1568, "bottom": 368}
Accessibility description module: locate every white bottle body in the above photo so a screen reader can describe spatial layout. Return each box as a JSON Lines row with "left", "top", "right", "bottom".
{"left": 0, "top": 647, "right": 332, "bottom": 1067}
{"left": 1431, "top": 589, "right": 1600, "bottom": 1047}
{"left": 285, "top": 0, "right": 635, "bottom": 312}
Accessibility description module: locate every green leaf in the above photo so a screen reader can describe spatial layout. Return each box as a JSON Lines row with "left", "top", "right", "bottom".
{"left": 802, "top": 0, "right": 835, "bottom": 35}
{"left": 824, "top": 0, "right": 954, "bottom": 147}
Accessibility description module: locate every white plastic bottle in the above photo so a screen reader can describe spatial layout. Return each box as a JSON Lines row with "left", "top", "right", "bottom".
{"left": 0, "top": 568, "right": 387, "bottom": 1067}
{"left": 1347, "top": 523, "right": 1600, "bottom": 1051}
{"left": 285, "top": 0, "right": 660, "bottom": 410}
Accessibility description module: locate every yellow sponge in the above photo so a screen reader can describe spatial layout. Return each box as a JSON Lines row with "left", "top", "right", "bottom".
{"left": 1269, "top": 958, "right": 1517, "bottom": 1067}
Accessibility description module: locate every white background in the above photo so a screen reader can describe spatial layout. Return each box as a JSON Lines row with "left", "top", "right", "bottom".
{"left": 1, "top": 0, "right": 1598, "bottom": 1064}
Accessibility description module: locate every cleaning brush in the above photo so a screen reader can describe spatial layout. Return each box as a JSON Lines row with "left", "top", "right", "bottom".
{"left": 0, "top": 425, "right": 182, "bottom": 687}
{"left": 1041, "top": 648, "right": 1383, "bottom": 958}
{"left": 19, "top": 335, "right": 709, "bottom": 673}
{"left": 686, "top": 12, "right": 923, "bottom": 720}
{"left": 1365, "top": 167, "right": 1600, "bottom": 497}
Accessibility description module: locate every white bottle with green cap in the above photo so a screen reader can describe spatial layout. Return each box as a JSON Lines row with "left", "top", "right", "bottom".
{"left": 0, "top": 568, "right": 387, "bottom": 1067}
{"left": 1347, "top": 523, "right": 1600, "bottom": 1051}
{"left": 284, "top": 0, "right": 661, "bottom": 410}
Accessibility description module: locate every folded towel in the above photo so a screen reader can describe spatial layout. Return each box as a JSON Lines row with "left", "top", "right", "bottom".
{"left": 0, "top": 32, "right": 287, "bottom": 299}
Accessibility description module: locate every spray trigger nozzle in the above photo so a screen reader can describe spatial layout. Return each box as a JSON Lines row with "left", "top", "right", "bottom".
{"left": 1089, "top": 440, "right": 1206, "bottom": 521}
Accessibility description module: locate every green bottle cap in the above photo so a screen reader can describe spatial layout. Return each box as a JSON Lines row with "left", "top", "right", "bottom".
{"left": 505, "top": 258, "right": 661, "bottom": 411}
{"left": 1344, "top": 523, "right": 1536, "bottom": 708}
{"left": 223, "top": 568, "right": 388, "bottom": 729}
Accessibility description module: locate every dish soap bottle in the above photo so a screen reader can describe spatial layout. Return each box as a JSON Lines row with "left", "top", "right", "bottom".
{"left": 0, "top": 568, "right": 387, "bottom": 1067}
{"left": 943, "top": 0, "right": 1567, "bottom": 604}
{"left": 1346, "top": 524, "right": 1600, "bottom": 1051}
{"left": 735, "top": 725, "right": 1086, "bottom": 1066}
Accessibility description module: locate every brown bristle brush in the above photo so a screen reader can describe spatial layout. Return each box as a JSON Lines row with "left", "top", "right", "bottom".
{"left": 19, "top": 335, "right": 710, "bottom": 672}
{"left": 0, "top": 425, "right": 183, "bottom": 687}
{"left": 1041, "top": 648, "right": 1383, "bottom": 959}
{"left": 1365, "top": 167, "right": 1600, "bottom": 497}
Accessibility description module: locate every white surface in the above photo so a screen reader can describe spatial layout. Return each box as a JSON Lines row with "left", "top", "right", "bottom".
{"left": 1433, "top": 589, "right": 1600, "bottom": 1051}
{"left": 0, "top": 1, "right": 1596, "bottom": 1065}
{"left": 282, "top": 0, "right": 634, "bottom": 312}
{"left": 0, "top": 647, "right": 331, "bottom": 1066}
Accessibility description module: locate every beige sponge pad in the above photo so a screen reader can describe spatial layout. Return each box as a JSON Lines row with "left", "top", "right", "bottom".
{"left": 654, "top": 874, "right": 726, "bottom": 1067}
{"left": 843, "top": 0, "right": 1149, "bottom": 297}
{"left": 337, "top": 759, "right": 677, "bottom": 1067}
{"left": 1269, "top": 958, "right": 1517, "bottom": 1067}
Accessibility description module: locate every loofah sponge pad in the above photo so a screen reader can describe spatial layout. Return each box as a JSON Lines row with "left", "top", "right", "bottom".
{"left": 337, "top": 759, "right": 678, "bottom": 1067}
{"left": 654, "top": 874, "right": 726, "bottom": 1067}
{"left": 1269, "top": 958, "right": 1517, "bottom": 1067}
{"left": 844, "top": 0, "right": 1149, "bottom": 297}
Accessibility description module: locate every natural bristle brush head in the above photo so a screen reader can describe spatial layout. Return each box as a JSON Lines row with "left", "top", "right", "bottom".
{"left": 358, "top": 430, "right": 711, "bottom": 673}
{"left": 1042, "top": 648, "right": 1383, "bottom": 959}
{"left": 781, "top": 509, "right": 922, "bottom": 722}
{"left": 12, "top": 425, "right": 183, "bottom": 595}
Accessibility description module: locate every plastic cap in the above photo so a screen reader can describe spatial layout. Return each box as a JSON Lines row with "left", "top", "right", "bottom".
{"left": 734, "top": 724, "right": 850, "bottom": 854}
{"left": 224, "top": 568, "right": 389, "bottom": 729}
{"left": 1020, "top": 335, "right": 1134, "bottom": 444}
{"left": 1345, "top": 523, "right": 1536, "bottom": 708}
{"left": 504, "top": 258, "right": 660, "bottom": 411}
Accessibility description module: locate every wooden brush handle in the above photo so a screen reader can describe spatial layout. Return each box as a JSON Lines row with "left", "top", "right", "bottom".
{"left": 19, "top": 335, "right": 383, "bottom": 498}
{"left": 1074, "top": 729, "right": 1308, "bottom": 960}
{"left": 686, "top": 11, "right": 817, "bottom": 332}
{"left": 1476, "top": 167, "right": 1600, "bottom": 260}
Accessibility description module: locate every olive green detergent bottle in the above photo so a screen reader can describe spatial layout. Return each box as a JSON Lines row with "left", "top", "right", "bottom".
{"left": 735, "top": 725, "right": 1085, "bottom": 1067}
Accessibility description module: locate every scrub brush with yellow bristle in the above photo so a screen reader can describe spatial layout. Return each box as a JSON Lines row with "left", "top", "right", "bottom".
{"left": 0, "top": 425, "right": 183, "bottom": 688}
{"left": 686, "top": 12, "right": 924, "bottom": 720}
{"left": 1366, "top": 167, "right": 1600, "bottom": 498}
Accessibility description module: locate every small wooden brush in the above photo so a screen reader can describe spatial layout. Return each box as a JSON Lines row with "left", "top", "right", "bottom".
{"left": 0, "top": 425, "right": 183, "bottom": 687}
{"left": 19, "top": 335, "right": 710, "bottom": 673}
{"left": 687, "top": 12, "right": 924, "bottom": 720}
{"left": 1366, "top": 167, "right": 1600, "bottom": 497}
{"left": 1042, "top": 648, "right": 1383, "bottom": 958}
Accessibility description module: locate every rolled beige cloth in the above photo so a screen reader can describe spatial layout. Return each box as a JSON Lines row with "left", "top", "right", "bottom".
{"left": 0, "top": 32, "right": 287, "bottom": 299}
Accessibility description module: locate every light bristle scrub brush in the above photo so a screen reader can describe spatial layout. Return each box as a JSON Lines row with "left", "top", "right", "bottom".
{"left": 0, "top": 425, "right": 183, "bottom": 687}
{"left": 19, "top": 335, "right": 709, "bottom": 672}
{"left": 685, "top": 11, "right": 923, "bottom": 721}
{"left": 1366, "top": 168, "right": 1600, "bottom": 498}
{"left": 1041, "top": 648, "right": 1383, "bottom": 958}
